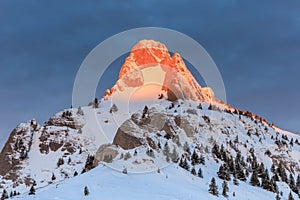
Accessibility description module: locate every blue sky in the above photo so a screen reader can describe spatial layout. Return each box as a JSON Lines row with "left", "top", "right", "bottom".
{"left": 0, "top": 1, "right": 300, "bottom": 147}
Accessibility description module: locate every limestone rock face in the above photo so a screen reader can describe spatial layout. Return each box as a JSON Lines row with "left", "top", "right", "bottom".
{"left": 113, "top": 119, "right": 144, "bottom": 150}
{"left": 174, "top": 115, "right": 195, "bottom": 137}
{"left": 113, "top": 108, "right": 169, "bottom": 150}
{"left": 94, "top": 144, "right": 119, "bottom": 164}
{"left": 109, "top": 40, "right": 215, "bottom": 102}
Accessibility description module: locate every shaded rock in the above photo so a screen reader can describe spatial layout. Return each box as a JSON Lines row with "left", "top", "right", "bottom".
{"left": 174, "top": 115, "right": 195, "bottom": 137}
{"left": 94, "top": 144, "right": 119, "bottom": 165}
{"left": 113, "top": 120, "right": 144, "bottom": 150}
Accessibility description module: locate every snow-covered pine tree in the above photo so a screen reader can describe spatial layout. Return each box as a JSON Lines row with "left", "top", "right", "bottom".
{"left": 191, "top": 149, "right": 199, "bottom": 166}
{"left": 57, "top": 157, "right": 64, "bottom": 167}
{"left": 261, "top": 169, "right": 271, "bottom": 191}
{"left": 110, "top": 104, "right": 118, "bottom": 113}
{"left": 183, "top": 141, "right": 190, "bottom": 154}
{"left": 191, "top": 167, "right": 196, "bottom": 176}
{"left": 289, "top": 173, "right": 297, "bottom": 193}
{"left": 1, "top": 189, "right": 8, "bottom": 199}
{"left": 51, "top": 173, "right": 56, "bottom": 181}
{"left": 218, "top": 164, "right": 231, "bottom": 181}
{"left": 208, "top": 177, "right": 218, "bottom": 196}
{"left": 199, "top": 154, "right": 205, "bottom": 165}
{"left": 222, "top": 180, "right": 229, "bottom": 197}
{"left": 198, "top": 168, "right": 203, "bottom": 178}
{"left": 29, "top": 185, "right": 35, "bottom": 195}
{"left": 124, "top": 152, "right": 131, "bottom": 160}
{"left": 250, "top": 170, "right": 260, "bottom": 186}
{"left": 84, "top": 186, "right": 89, "bottom": 196}
{"left": 288, "top": 191, "right": 294, "bottom": 200}
{"left": 163, "top": 142, "right": 170, "bottom": 162}
{"left": 171, "top": 147, "right": 179, "bottom": 163}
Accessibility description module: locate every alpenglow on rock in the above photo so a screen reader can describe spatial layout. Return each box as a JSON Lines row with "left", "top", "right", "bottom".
{"left": 107, "top": 40, "right": 216, "bottom": 102}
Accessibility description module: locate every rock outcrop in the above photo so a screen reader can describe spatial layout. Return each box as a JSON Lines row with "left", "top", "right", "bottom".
{"left": 108, "top": 40, "right": 216, "bottom": 102}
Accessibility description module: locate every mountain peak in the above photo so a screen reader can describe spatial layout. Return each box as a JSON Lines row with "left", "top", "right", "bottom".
{"left": 131, "top": 39, "right": 168, "bottom": 52}
{"left": 108, "top": 40, "right": 215, "bottom": 102}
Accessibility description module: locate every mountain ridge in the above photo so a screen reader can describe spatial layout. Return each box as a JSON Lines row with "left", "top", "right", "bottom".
{"left": 0, "top": 40, "right": 299, "bottom": 200}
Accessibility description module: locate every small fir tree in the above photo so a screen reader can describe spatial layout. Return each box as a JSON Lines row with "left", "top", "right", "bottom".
{"left": 171, "top": 147, "right": 179, "bottom": 163}
{"left": 84, "top": 186, "right": 89, "bottom": 196}
{"left": 198, "top": 168, "right": 203, "bottom": 178}
{"left": 208, "top": 177, "right": 218, "bottom": 196}
{"left": 250, "top": 170, "right": 260, "bottom": 186}
{"left": 191, "top": 167, "right": 196, "bottom": 176}
{"left": 51, "top": 173, "right": 56, "bottom": 181}
{"left": 288, "top": 191, "right": 294, "bottom": 200}
{"left": 222, "top": 180, "right": 229, "bottom": 197}
{"left": 29, "top": 185, "right": 35, "bottom": 195}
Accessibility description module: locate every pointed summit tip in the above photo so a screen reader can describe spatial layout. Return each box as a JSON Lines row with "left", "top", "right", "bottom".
{"left": 132, "top": 40, "right": 168, "bottom": 52}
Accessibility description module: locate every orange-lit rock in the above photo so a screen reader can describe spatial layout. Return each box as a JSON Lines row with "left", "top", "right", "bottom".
{"left": 110, "top": 40, "right": 216, "bottom": 102}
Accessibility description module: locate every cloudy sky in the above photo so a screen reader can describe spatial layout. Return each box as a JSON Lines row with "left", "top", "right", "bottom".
{"left": 0, "top": 1, "right": 299, "bottom": 148}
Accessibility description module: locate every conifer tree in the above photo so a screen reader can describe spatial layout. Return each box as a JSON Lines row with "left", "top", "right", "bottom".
{"left": 288, "top": 191, "right": 294, "bottom": 200}
{"left": 57, "top": 157, "right": 64, "bottom": 167}
{"left": 277, "top": 162, "right": 288, "bottom": 183}
{"left": 218, "top": 164, "right": 231, "bottom": 181}
{"left": 275, "top": 193, "right": 281, "bottom": 200}
{"left": 296, "top": 174, "right": 300, "bottom": 190}
{"left": 29, "top": 185, "right": 35, "bottom": 195}
{"left": 197, "top": 103, "right": 202, "bottom": 109}
{"left": 191, "top": 149, "right": 199, "bottom": 166}
{"left": 163, "top": 142, "right": 170, "bottom": 157}
{"left": 208, "top": 177, "right": 218, "bottom": 196}
{"left": 289, "top": 173, "right": 297, "bottom": 193}
{"left": 1, "top": 189, "right": 8, "bottom": 199}
{"left": 222, "top": 180, "right": 229, "bottom": 197}
{"left": 142, "top": 105, "right": 149, "bottom": 118}
{"left": 51, "top": 172, "right": 56, "bottom": 181}
{"left": 124, "top": 152, "right": 131, "bottom": 160}
{"left": 261, "top": 169, "right": 271, "bottom": 190}
{"left": 179, "top": 157, "right": 190, "bottom": 171}
{"left": 198, "top": 168, "right": 203, "bottom": 178}
{"left": 233, "top": 175, "right": 239, "bottom": 186}
{"left": 235, "top": 159, "right": 246, "bottom": 181}
{"left": 82, "top": 155, "right": 95, "bottom": 173}
{"left": 271, "top": 164, "right": 276, "bottom": 173}
{"left": 191, "top": 167, "right": 196, "bottom": 176}
{"left": 183, "top": 142, "right": 190, "bottom": 154}
{"left": 234, "top": 135, "right": 239, "bottom": 143}
{"left": 250, "top": 170, "right": 260, "bottom": 186}
{"left": 258, "top": 163, "right": 265, "bottom": 178}
{"left": 84, "top": 186, "right": 89, "bottom": 196}
{"left": 272, "top": 173, "right": 280, "bottom": 182}
{"left": 171, "top": 147, "right": 179, "bottom": 163}
{"left": 270, "top": 178, "right": 278, "bottom": 193}
{"left": 109, "top": 104, "right": 118, "bottom": 113}
{"left": 199, "top": 154, "right": 205, "bottom": 165}
{"left": 93, "top": 98, "right": 99, "bottom": 108}
{"left": 212, "top": 144, "right": 220, "bottom": 159}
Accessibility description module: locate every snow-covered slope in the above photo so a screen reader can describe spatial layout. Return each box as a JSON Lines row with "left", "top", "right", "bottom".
{"left": 20, "top": 164, "right": 277, "bottom": 200}
{"left": 0, "top": 40, "right": 299, "bottom": 200}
